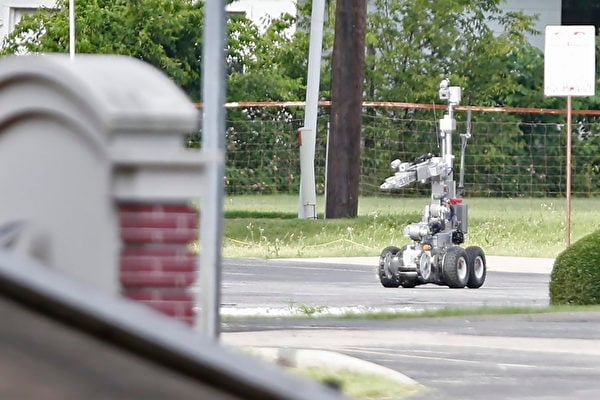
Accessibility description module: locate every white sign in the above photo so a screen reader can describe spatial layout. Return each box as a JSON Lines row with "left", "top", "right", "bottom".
{"left": 544, "top": 25, "right": 596, "bottom": 97}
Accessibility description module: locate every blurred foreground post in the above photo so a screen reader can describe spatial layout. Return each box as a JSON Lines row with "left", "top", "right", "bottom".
{"left": 199, "top": 0, "right": 226, "bottom": 338}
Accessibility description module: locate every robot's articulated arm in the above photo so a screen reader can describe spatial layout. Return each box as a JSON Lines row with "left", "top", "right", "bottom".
{"left": 380, "top": 153, "right": 446, "bottom": 190}
{"left": 380, "top": 79, "right": 464, "bottom": 192}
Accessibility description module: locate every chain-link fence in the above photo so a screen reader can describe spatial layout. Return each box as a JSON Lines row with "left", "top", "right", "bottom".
{"left": 212, "top": 103, "right": 600, "bottom": 197}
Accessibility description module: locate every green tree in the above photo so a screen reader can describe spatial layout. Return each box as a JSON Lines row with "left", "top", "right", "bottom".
{"left": 364, "top": 0, "right": 537, "bottom": 105}
{"left": 501, "top": 36, "right": 600, "bottom": 197}
{"left": 5, "top": 0, "right": 595, "bottom": 197}
{"left": 223, "top": 2, "right": 336, "bottom": 194}
{"left": 360, "top": 0, "right": 553, "bottom": 198}
{"left": 1, "top": 0, "right": 205, "bottom": 99}
{"left": 227, "top": 13, "right": 306, "bottom": 102}
{"left": 225, "top": 11, "right": 310, "bottom": 193}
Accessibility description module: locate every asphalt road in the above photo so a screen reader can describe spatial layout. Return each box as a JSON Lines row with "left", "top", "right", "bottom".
{"left": 219, "top": 257, "right": 600, "bottom": 400}
{"left": 220, "top": 257, "right": 550, "bottom": 316}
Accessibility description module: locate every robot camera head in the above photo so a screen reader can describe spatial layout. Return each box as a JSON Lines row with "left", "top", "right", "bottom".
{"left": 439, "top": 79, "right": 450, "bottom": 100}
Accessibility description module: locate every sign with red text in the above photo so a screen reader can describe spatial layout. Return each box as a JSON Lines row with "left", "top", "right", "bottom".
{"left": 544, "top": 25, "right": 596, "bottom": 97}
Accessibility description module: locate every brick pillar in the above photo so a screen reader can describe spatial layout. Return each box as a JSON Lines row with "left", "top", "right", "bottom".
{"left": 118, "top": 203, "right": 198, "bottom": 325}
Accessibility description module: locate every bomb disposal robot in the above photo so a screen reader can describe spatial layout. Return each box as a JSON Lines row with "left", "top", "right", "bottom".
{"left": 378, "top": 80, "right": 486, "bottom": 289}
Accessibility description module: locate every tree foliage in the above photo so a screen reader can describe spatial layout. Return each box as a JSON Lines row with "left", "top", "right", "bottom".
{"left": 365, "top": 0, "right": 537, "bottom": 105}
{"left": 1, "top": 0, "right": 204, "bottom": 99}
{"left": 224, "top": 11, "right": 312, "bottom": 194}
{"left": 360, "top": 0, "right": 537, "bottom": 197}
{"left": 2, "top": 0, "right": 599, "bottom": 196}
{"left": 227, "top": 13, "right": 306, "bottom": 102}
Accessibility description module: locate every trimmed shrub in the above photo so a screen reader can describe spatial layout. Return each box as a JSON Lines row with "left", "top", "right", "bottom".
{"left": 549, "top": 229, "right": 600, "bottom": 305}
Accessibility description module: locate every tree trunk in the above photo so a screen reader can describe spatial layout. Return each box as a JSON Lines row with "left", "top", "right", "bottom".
{"left": 325, "top": 0, "right": 367, "bottom": 218}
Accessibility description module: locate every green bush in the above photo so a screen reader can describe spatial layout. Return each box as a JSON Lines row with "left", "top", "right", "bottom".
{"left": 549, "top": 230, "right": 600, "bottom": 305}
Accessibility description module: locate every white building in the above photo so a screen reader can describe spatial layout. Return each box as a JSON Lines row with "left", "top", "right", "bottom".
{"left": 0, "top": 1, "right": 299, "bottom": 41}
{"left": 496, "top": 0, "right": 562, "bottom": 50}
{"left": 0, "top": 0, "right": 54, "bottom": 40}
{"left": 227, "top": 0, "right": 297, "bottom": 30}
{"left": 227, "top": 0, "right": 562, "bottom": 50}
{"left": 254, "top": 0, "right": 563, "bottom": 50}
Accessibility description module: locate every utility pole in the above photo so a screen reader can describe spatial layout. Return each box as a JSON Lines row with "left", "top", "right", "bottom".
{"left": 298, "top": 0, "right": 325, "bottom": 219}
{"left": 325, "top": 0, "right": 367, "bottom": 218}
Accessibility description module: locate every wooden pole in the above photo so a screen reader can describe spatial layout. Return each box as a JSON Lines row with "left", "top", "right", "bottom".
{"left": 326, "top": 0, "right": 366, "bottom": 218}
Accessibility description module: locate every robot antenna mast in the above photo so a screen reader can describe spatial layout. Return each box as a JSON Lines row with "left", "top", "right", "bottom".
{"left": 458, "top": 107, "right": 471, "bottom": 197}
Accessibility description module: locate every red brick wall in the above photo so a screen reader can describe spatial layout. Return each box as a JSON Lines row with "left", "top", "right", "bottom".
{"left": 118, "top": 203, "right": 198, "bottom": 325}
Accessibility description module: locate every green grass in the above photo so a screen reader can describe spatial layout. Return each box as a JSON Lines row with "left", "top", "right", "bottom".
{"left": 222, "top": 195, "right": 600, "bottom": 258}
{"left": 291, "top": 367, "right": 423, "bottom": 399}
{"left": 337, "top": 304, "right": 600, "bottom": 320}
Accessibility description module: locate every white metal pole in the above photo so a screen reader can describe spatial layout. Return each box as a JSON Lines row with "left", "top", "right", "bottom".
{"left": 298, "top": 0, "right": 325, "bottom": 219}
{"left": 69, "top": 0, "right": 75, "bottom": 59}
{"left": 298, "top": 127, "right": 316, "bottom": 219}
